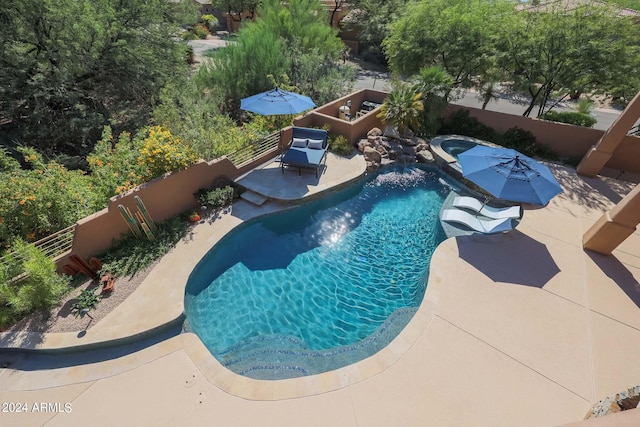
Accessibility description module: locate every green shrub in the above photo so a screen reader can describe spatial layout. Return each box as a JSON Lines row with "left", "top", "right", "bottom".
{"left": 0, "top": 147, "right": 98, "bottom": 245}
{"left": 438, "top": 109, "right": 499, "bottom": 141}
{"left": 99, "top": 216, "right": 190, "bottom": 277}
{"left": 499, "top": 127, "right": 557, "bottom": 160}
{"left": 539, "top": 110, "right": 596, "bottom": 128}
{"left": 194, "top": 186, "right": 240, "bottom": 209}
{"left": 0, "top": 239, "right": 70, "bottom": 321}
{"left": 329, "top": 135, "right": 353, "bottom": 156}
{"left": 71, "top": 289, "right": 102, "bottom": 317}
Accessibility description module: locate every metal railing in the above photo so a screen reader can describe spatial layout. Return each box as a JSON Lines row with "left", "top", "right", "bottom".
{"left": 0, "top": 225, "right": 75, "bottom": 269}
{"left": 226, "top": 131, "right": 280, "bottom": 167}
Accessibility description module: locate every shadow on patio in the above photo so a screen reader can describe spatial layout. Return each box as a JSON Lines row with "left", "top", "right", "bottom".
{"left": 456, "top": 230, "right": 561, "bottom": 287}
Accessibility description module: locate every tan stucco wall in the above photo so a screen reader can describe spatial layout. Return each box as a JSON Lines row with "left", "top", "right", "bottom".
{"left": 57, "top": 152, "right": 277, "bottom": 270}
{"left": 295, "top": 89, "right": 388, "bottom": 144}
{"left": 447, "top": 104, "right": 640, "bottom": 173}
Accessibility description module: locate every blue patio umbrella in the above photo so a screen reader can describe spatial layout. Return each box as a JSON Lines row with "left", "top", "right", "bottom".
{"left": 458, "top": 145, "right": 562, "bottom": 205}
{"left": 240, "top": 87, "right": 316, "bottom": 116}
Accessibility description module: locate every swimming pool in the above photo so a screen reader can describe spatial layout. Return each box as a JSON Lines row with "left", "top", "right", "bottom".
{"left": 184, "top": 165, "right": 455, "bottom": 379}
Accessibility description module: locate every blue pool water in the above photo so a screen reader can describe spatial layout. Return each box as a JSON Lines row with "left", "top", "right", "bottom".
{"left": 441, "top": 138, "right": 478, "bottom": 159}
{"left": 184, "top": 165, "right": 455, "bottom": 379}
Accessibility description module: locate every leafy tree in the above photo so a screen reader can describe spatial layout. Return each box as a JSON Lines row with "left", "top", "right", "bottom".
{"left": 500, "top": 2, "right": 640, "bottom": 116}
{"left": 347, "top": 0, "right": 407, "bottom": 64}
{"left": 212, "top": 0, "right": 262, "bottom": 24}
{"left": 200, "top": 0, "right": 350, "bottom": 117}
{"left": 384, "top": 0, "right": 513, "bottom": 87}
{"left": 0, "top": 0, "right": 196, "bottom": 156}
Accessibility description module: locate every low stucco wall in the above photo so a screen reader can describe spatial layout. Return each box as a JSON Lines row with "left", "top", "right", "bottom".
{"left": 295, "top": 89, "right": 388, "bottom": 144}
{"left": 57, "top": 150, "right": 279, "bottom": 270}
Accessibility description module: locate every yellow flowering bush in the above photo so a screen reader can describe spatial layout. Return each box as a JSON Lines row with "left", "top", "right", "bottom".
{"left": 137, "top": 126, "right": 199, "bottom": 181}
{"left": 89, "top": 125, "right": 199, "bottom": 200}
{"left": 0, "top": 147, "right": 97, "bottom": 244}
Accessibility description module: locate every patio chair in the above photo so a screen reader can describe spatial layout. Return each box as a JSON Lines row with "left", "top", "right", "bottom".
{"left": 281, "top": 127, "right": 329, "bottom": 177}
{"left": 441, "top": 208, "right": 514, "bottom": 234}
{"left": 452, "top": 196, "right": 522, "bottom": 220}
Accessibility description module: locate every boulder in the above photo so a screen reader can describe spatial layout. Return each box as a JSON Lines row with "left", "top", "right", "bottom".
{"left": 383, "top": 126, "right": 401, "bottom": 140}
{"left": 357, "top": 139, "right": 372, "bottom": 152}
{"left": 367, "top": 127, "right": 383, "bottom": 137}
{"left": 367, "top": 134, "right": 380, "bottom": 144}
{"left": 416, "top": 150, "right": 435, "bottom": 163}
{"left": 364, "top": 146, "right": 382, "bottom": 164}
{"left": 375, "top": 145, "right": 388, "bottom": 157}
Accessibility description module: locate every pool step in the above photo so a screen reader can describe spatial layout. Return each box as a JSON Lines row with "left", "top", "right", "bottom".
{"left": 218, "top": 308, "right": 419, "bottom": 380}
{"left": 240, "top": 190, "right": 268, "bottom": 206}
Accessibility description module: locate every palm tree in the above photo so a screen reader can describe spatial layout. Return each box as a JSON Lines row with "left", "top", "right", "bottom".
{"left": 377, "top": 86, "right": 423, "bottom": 136}
{"left": 411, "top": 65, "right": 454, "bottom": 136}
{"left": 480, "top": 81, "right": 500, "bottom": 110}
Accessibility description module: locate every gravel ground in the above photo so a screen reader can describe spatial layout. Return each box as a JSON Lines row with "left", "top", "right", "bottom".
{"left": 5, "top": 261, "right": 158, "bottom": 334}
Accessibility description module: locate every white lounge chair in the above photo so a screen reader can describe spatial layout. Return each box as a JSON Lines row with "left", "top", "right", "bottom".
{"left": 441, "top": 208, "right": 514, "bottom": 234}
{"left": 452, "top": 196, "right": 521, "bottom": 220}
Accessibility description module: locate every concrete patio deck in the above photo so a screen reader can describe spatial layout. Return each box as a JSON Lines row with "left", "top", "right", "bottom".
{"left": 1, "top": 157, "right": 639, "bottom": 427}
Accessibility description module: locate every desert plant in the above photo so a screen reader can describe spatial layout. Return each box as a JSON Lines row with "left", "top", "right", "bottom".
{"left": 576, "top": 97, "right": 594, "bottom": 115}
{"left": 194, "top": 186, "right": 240, "bottom": 209}
{"left": 202, "top": 14, "right": 218, "bottom": 31}
{"left": 329, "top": 135, "right": 353, "bottom": 156}
{"left": 71, "top": 289, "right": 102, "bottom": 317}
{"left": 378, "top": 86, "right": 423, "bottom": 135}
{"left": 438, "top": 109, "right": 498, "bottom": 141}
{"left": 99, "top": 216, "right": 190, "bottom": 277}
{"left": 0, "top": 239, "right": 70, "bottom": 316}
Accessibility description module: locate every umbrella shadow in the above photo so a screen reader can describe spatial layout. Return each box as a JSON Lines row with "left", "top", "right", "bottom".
{"left": 456, "top": 230, "right": 560, "bottom": 287}
{"left": 587, "top": 250, "right": 640, "bottom": 308}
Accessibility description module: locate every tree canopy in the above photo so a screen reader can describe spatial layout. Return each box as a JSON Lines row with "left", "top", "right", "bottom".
{"left": 500, "top": 1, "right": 640, "bottom": 116}
{"left": 383, "top": 0, "right": 512, "bottom": 86}
{"left": 383, "top": 0, "right": 640, "bottom": 115}
{"left": 0, "top": 0, "right": 196, "bottom": 156}
{"left": 199, "top": 0, "right": 351, "bottom": 117}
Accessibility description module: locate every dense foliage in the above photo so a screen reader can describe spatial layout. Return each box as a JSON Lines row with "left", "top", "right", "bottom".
{"left": 199, "top": 0, "right": 353, "bottom": 117}
{"left": 0, "top": 148, "right": 98, "bottom": 244}
{"left": 539, "top": 111, "right": 597, "bottom": 128}
{"left": 384, "top": 0, "right": 512, "bottom": 86}
{"left": 0, "top": 240, "right": 71, "bottom": 327}
{"left": 0, "top": 0, "right": 196, "bottom": 156}
{"left": 383, "top": 0, "right": 640, "bottom": 115}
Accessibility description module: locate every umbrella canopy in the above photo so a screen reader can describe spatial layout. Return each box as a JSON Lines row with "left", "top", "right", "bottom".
{"left": 240, "top": 88, "right": 316, "bottom": 116}
{"left": 458, "top": 145, "right": 563, "bottom": 205}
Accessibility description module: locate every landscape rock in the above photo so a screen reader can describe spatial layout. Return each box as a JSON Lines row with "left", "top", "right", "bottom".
{"left": 357, "top": 139, "right": 372, "bottom": 152}
{"left": 364, "top": 146, "right": 382, "bottom": 164}
{"left": 367, "top": 127, "right": 383, "bottom": 137}
{"left": 383, "top": 126, "right": 401, "bottom": 140}
{"left": 416, "top": 150, "right": 435, "bottom": 163}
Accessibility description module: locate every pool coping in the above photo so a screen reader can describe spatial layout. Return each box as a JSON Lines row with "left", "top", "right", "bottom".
{"left": 0, "top": 158, "right": 464, "bottom": 399}
{"left": 0, "top": 155, "right": 365, "bottom": 352}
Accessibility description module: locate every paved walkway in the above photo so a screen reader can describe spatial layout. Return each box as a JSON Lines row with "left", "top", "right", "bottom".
{"left": 1, "top": 155, "right": 639, "bottom": 426}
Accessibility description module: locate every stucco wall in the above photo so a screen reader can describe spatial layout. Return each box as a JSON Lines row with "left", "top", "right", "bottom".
{"left": 446, "top": 104, "right": 640, "bottom": 173}
{"left": 58, "top": 152, "right": 277, "bottom": 270}
{"left": 295, "top": 89, "right": 388, "bottom": 144}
